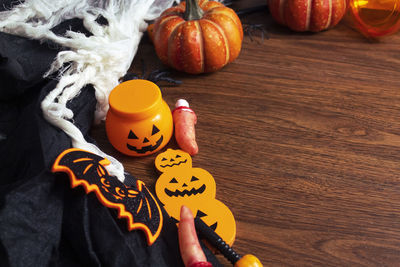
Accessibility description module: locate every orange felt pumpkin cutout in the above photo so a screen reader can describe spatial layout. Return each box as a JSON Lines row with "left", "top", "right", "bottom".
{"left": 155, "top": 148, "right": 192, "bottom": 173}
{"left": 155, "top": 149, "right": 236, "bottom": 246}
{"left": 150, "top": 0, "right": 243, "bottom": 74}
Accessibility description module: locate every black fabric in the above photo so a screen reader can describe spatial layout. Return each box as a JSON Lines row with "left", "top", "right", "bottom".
{"left": 0, "top": 6, "right": 221, "bottom": 267}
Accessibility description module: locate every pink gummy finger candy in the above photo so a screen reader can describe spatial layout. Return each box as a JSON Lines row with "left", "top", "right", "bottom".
{"left": 178, "top": 205, "right": 207, "bottom": 267}
{"left": 172, "top": 99, "right": 198, "bottom": 155}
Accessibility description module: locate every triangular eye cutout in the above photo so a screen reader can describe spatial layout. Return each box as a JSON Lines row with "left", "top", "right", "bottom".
{"left": 209, "top": 222, "right": 218, "bottom": 231}
{"left": 196, "top": 210, "right": 207, "bottom": 218}
{"left": 128, "top": 130, "right": 138, "bottom": 139}
{"left": 161, "top": 157, "right": 167, "bottom": 161}
{"left": 191, "top": 176, "right": 199, "bottom": 182}
{"left": 151, "top": 125, "right": 160, "bottom": 135}
{"left": 176, "top": 155, "right": 181, "bottom": 158}
{"left": 169, "top": 178, "right": 178, "bottom": 183}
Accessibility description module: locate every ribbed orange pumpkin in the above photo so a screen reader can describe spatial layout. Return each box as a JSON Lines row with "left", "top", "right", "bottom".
{"left": 151, "top": 0, "right": 243, "bottom": 74}
{"left": 269, "top": 0, "right": 348, "bottom": 32}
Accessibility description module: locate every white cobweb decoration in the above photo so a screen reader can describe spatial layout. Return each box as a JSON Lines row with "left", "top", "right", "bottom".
{"left": 0, "top": 0, "right": 176, "bottom": 182}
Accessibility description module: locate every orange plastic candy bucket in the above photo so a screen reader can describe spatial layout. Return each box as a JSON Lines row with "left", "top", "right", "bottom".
{"left": 105, "top": 80, "right": 173, "bottom": 156}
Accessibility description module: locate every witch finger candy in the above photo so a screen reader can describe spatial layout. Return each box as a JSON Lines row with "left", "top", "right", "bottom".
{"left": 172, "top": 99, "right": 198, "bottom": 156}
{"left": 178, "top": 205, "right": 211, "bottom": 267}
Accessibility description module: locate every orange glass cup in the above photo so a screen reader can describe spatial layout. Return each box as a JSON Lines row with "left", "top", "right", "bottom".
{"left": 348, "top": 0, "right": 400, "bottom": 38}
{"left": 105, "top": 80, "right": 173, "bottom": 157}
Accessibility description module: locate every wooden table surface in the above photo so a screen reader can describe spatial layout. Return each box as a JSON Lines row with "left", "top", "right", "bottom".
{"left": 91, "top": 2, "right": 400, "bottom": 266}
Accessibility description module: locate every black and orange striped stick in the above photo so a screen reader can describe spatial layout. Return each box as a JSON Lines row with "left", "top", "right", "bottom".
{"left": 194, "top": 218, "right": 263, "bottom": 267}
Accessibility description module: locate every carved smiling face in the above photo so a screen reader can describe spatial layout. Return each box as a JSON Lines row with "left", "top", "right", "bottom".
{"left": 155, "top": 149, "right": 192, "bottom": 172}
{"left": 164, "top": 175, "right": 206, "bottom": 197}
{"left": 126, "top": 124, "right": 163, "bottom": 155}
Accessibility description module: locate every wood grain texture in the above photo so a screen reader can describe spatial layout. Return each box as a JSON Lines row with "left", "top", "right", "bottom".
{"left": 91, "top": 2, "right": 400, "bottom": 266}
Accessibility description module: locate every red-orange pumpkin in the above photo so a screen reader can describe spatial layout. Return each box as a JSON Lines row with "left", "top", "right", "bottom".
{"left": 269, "top": 0, "right": 348, "bottom": 32}
{"left": 151, "top": 0, "right": 243, "bottom": 74}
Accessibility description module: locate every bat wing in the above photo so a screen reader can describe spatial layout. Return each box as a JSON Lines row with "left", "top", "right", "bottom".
{"left": 52, "top": 148, "right": 163, "bottom": 245}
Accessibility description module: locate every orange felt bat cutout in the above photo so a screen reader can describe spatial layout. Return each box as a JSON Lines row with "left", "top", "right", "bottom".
{"left": 52, "top": 148, "right": 163, "bottom": 245}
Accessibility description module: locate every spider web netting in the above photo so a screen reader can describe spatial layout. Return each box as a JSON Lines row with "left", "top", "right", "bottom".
{"left": 0, "top": 0, "right": 176, "bottom": 182}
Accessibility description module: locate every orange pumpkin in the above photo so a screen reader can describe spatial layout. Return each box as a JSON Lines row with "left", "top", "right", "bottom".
{"left": 151, "top": 0, "right": 243, "bottom": 74}
{"left": 269, "top": 0, "right": 348, "bottom": 32}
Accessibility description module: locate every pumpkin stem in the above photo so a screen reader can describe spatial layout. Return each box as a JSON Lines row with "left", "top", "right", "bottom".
{"left": 184, "top": 0, "right": 204, "bottom": 21}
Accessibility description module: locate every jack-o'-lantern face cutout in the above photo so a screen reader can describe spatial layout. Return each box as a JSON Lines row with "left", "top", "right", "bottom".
{"left": 164, "top": 174, "right": 205, "bottom": 198}
{"left": 126, "top": 124, "right": 164, "bottom": 155}
{"left": 155, "top": 149, "right": 192, "bottom": 172}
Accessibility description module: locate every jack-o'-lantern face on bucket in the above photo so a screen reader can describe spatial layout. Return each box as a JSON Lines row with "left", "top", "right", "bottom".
{"left": 126, "top": 124, "right": 164, "bottom": 154}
